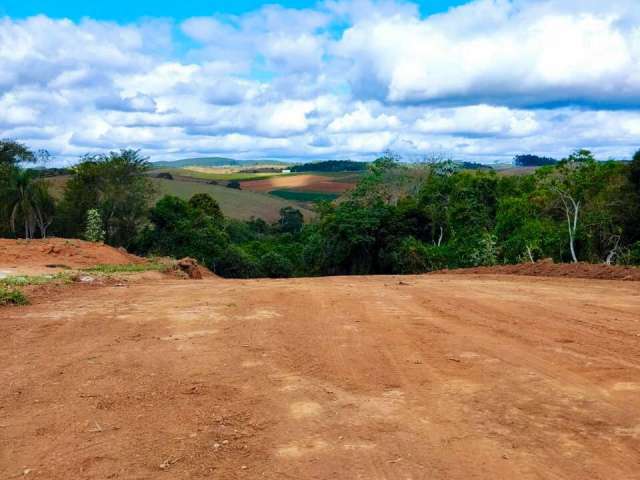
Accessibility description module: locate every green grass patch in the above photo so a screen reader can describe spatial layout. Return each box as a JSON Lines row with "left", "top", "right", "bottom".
{"left": 269, "top": 190, "right": 340, "bottom": 202}
{"left": 82, "top": 263, "right": 167, "bottom": 274}
{"left": 0, "top": 286, "right": 29, "bottom": 306}
{"left": 0, "top": 272, "right": 72, "bottom": 287}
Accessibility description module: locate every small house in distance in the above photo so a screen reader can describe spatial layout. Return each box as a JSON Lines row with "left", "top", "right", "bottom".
{"left": 281, "top": 169, "right": 291, "bottom": 173}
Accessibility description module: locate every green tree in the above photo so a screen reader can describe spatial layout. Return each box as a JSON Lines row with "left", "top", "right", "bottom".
{"left": 59, "top": 149, "right": 154, "bottom": 247}
{"left": 142, "top": 195, "right": 229, "bottom": 269}
{"left": 277, "top": 207, "right": 303, "bottom": 234}
{"left": 0, "top": 139, "right": 37, "bottom": 165}
{"left": 188, "top": 193, "right": 223, "bottom": 222}
{"left": 2, "top": 169, "right": 55, "bottom": 239}
{"left": 258, "top": 251, "right": 294, "bottom": 278}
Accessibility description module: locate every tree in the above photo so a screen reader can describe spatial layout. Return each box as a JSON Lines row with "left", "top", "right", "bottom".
{"left": 539, "top": 152, "right": 597, "bottom": 262}
{"left": 2, "top": 169, "right": 55, "bottom": 239}
{"left": 84, "top": 209, "right": 105, "bottom": 243}
{"left": 59, "top": 149, "right": 154, "bottom": 247}
{"left": 0, "top": 139, "right": 37, "bottom": 165}
{"left": 188, "top": 193, "right": 223, "bottom": 222}
{"left": 142, "top": 195, "right": 229, "bottom": 268}
{"left": 258, "top": 251, "right": 294, "bottom": 278}
{"left": 277, "top": 207, "right": 303, "bottom": 234}
{"left": 631, "top": 149, "right": 640, "bottom": 195}
{"left": 564, "top": 149, "right": 596, "bottom": 164}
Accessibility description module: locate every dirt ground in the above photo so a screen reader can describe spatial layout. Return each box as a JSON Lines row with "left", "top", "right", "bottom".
{"left": 0, "top": 239, "right": 144, "bottom": 276}
{"left": 2, "top": 273, "right": 640, "bottom": 479}
{"left": 441, "top": 261, "right": 640, "bottom": 281}
{"left": 240, "top": 174, "right": 355, "bottom": 193}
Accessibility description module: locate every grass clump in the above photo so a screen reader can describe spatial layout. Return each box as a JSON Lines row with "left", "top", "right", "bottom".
{"left": 0, "top": 273, "right": 72, "bottom": 287}
{"left": 82, "top": 262, "right": 167, "bottom": 274}
{"left": 0, "top": 286, "right": 29, "bottom": 306}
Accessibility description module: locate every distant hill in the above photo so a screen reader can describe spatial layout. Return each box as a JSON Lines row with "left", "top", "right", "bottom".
{"left": 150, "top": 157, "right": 291, "bottom": 169}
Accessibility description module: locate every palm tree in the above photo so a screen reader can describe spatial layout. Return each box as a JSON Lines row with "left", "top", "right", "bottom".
{"left": 4, "top": 168, "right": 54, "bottom": 239}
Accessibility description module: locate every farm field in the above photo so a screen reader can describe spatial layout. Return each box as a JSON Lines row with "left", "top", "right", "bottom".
{"left": 174, "top": 167, "right": 284, "bottom": 182}
{"left": 44, "top": 175, "right": 315, "bottom": 223}
{"left": 1, "top": 266, "right": 639, "bottom": 479}
{"left": 151, "top": 178, "right": 315, "bottom": 222}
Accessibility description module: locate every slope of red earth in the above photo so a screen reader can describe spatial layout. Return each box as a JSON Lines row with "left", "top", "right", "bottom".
{"left": 240, "top": 174, "right": 355, "bottom": 193}
{"left": 438, "top": 261, "right": 640, "bottom": 281}
{"left": 0, "top": 238, "right": 145, "bottom": 276}
{"left": 1, "top": 271, "right": 639, "bottom": 479}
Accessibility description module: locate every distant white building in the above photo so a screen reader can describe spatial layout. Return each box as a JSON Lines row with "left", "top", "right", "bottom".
{"left": 281, "top": 169, "right": 291, "bottom": 173}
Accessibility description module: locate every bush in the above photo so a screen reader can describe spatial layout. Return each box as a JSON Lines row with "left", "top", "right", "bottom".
{"left": 619, "top": 241, "right": 640, "bottom": 266}
{"left": 84, "top": 209, "right": 105, "bottom": 242}
{"left": 382, "top": 237, "right": 452, "bottom": 274}
{"left": 259, "top": 251, "right": 294, "bottom": 278}
{"left": 212, "top": 245, "right": 259, "bottom": 278}
{"left": 0, "top": 287, "right": 28, "bottom": 306}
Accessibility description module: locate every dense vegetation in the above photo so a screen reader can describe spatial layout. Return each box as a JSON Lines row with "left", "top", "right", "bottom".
{"left": 2, "top": 139, "right": 640, "bottom": 277}
{"left": 290, "top": 160, "right": 369, "bottom": 172}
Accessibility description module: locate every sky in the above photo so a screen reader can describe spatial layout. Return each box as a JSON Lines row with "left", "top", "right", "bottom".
{"left": 1, "top": 0, "right": 639, "bottom": 164}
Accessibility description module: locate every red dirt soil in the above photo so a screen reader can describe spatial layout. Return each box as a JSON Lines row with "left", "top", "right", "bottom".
{"left": 1, "top": 273, "right": 639, "bottom": 479}
{"left": 0, "top": 238, "right": 144, "bottom": 275}
{"left": 439, "top": 261, "right": 640, "bottom": 281}
{"left": 240, "top": 174, "right": 355, "bottom": 193}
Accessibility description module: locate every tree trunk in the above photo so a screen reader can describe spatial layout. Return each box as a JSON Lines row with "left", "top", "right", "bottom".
{"left": 526, "top": 245, "right": 535, "bottom": 263}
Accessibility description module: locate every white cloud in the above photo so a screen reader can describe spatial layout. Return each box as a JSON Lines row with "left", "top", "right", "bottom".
{"left": 336, "top": 0, "right": 640, "bottom": 107}
{"left": 0, "top": 1, "right": 639, "bottom": 164}
{"left": 413, "top": 105, "right": 539, "bottom": 137}
{"left": 328, "top": 103, "right": 400, "bottom": 132}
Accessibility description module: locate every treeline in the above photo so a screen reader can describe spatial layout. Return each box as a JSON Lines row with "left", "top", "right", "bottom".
{"left": 514, "top": 154, "right": 558, "bottom": 167}
{"left": 290, "top": 160, "right": 369, "bottom": 172}
{"left": 2, "top": 139, "right": 640, "bottom": 277}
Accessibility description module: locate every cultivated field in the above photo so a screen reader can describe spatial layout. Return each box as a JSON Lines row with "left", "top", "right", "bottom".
{"left": 45, "top": 175, "right": 315, "bottom": 222}
{"left": 151, "top": 178, "right": 315, "bottom": 222}
{"left": 1, "top": 250, "right": 639, "bottom": 479}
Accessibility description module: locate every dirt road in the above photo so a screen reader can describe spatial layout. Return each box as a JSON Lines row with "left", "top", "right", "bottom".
{"left": 2, "top": 274, "right": 639, "bottom": 479}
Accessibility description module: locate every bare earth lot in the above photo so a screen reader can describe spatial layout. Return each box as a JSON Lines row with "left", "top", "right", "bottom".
{"left": 2, "top": 274, "right": 640, "bottom": 479}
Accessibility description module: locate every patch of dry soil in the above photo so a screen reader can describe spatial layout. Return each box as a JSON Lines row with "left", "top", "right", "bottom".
{"left": 1, "top": 274, "right": 639, "bottom": 479}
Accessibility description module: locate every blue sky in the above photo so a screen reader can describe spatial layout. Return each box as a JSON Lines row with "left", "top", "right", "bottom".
{"left": 0, "top": 0, "right": 639, "bottom": 163}
{"left": 0, "top": 1, "right": 466, "bottom": 21}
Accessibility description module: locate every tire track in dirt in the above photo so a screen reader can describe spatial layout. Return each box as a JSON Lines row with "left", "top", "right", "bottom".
{"left": 1, "top": 275, "right": 639, "bottom": 479}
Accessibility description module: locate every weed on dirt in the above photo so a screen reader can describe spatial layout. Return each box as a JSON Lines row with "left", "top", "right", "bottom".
{"left": 0, "top": 286, "right": 28, "bottom": 306}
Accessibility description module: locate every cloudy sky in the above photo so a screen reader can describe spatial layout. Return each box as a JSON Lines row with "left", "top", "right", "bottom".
{"left": 1, "top": 0, "right": 639, "bottom": 164}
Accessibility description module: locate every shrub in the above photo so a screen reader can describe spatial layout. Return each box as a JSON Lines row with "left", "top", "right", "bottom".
{"left": 212, "top": 245, "right": 259, "bottom": 278}
{"left": 0, "top": 287, "right": 28, "bottom": 306}
{"left": 84, "top": 209, "right": 105, "bottom": 242}
{"left": 259, "top": 251, "right": 294, "bottom": 278}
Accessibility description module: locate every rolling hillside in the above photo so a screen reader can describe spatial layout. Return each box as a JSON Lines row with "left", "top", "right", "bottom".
{"left": 47, "top": 175, "right": 315, "bottom": 223}
{"left": 151, "top": 178, "right": 315, "bottom": 222}
{"left": 151, "top": 157, "right": 291, "bottom": 169}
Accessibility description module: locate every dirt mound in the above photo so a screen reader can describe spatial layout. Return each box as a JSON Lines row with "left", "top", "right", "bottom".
{"left": 175, "top": 257, "right": 215, "bottom": 279}
{"left": 0, "top": 238, "right": 145, "bottom": 274}
{"left": 438, "top": 261, "right": 640, "bottom": 281}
